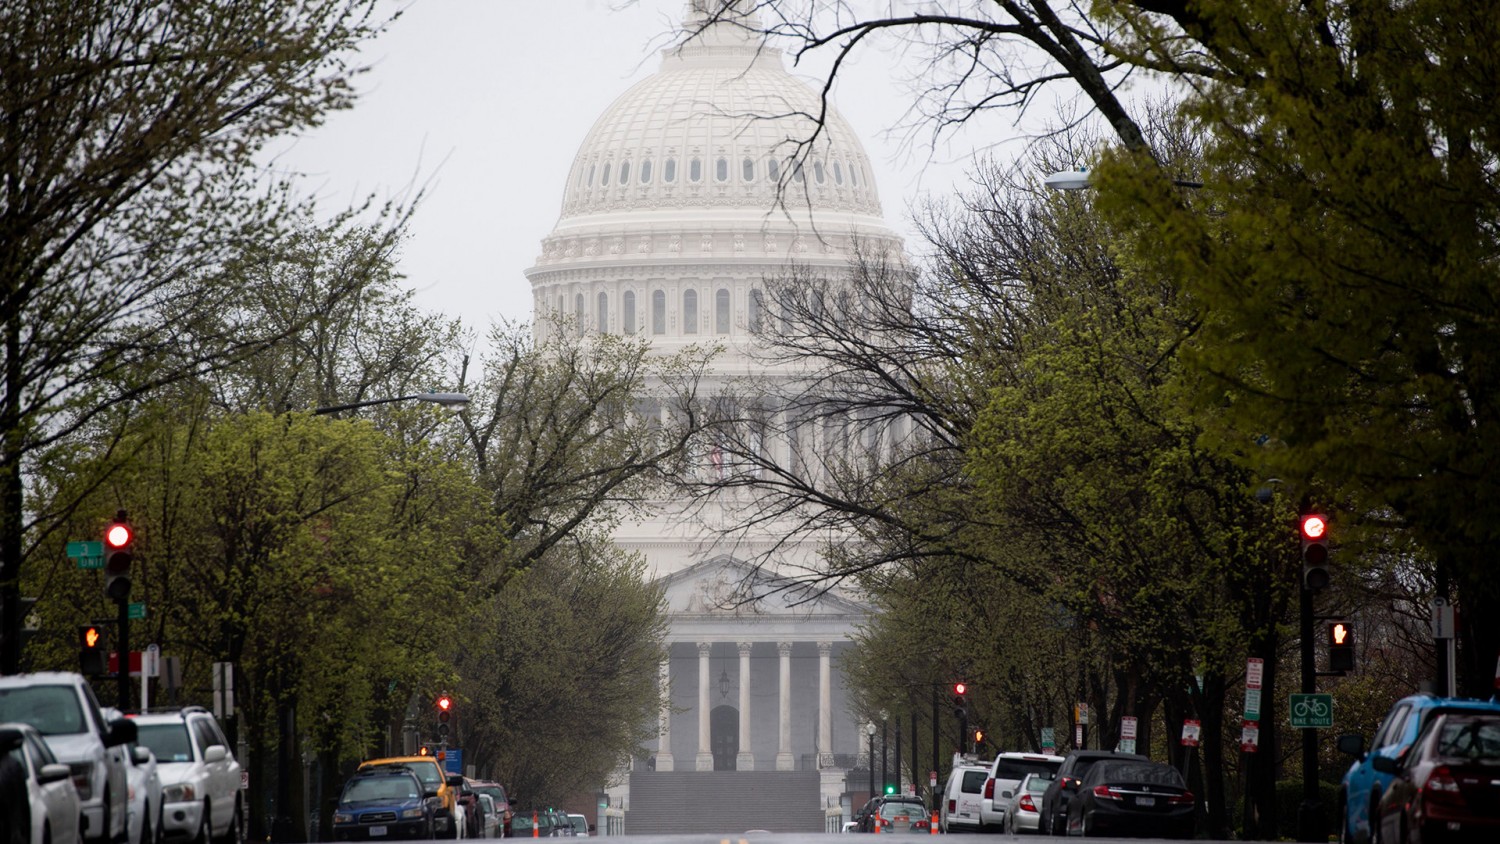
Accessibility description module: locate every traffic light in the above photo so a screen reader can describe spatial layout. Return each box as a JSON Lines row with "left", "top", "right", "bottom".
{"left": 973, "top": 728, "right": 986, "bottom": 747}
{"left": 884, "top": 784, "right": 896, "bottom": 795}
{"left": 103, "top": 511, "right": 133, "bottom": 601}
{"left": 79, "top": 624, "right": 107, "bottom": 676}
{"left": 1329, "top": 621, "right": 1355, "bottom": 672}
{"left": 436, "top": 693, "right": 453, "bottom": 738}
{"left": 952, "top": 681, "right": 969, "bottom": 719}
{"left": 1300, "top": 511, "right": 1330, "bottom": 590}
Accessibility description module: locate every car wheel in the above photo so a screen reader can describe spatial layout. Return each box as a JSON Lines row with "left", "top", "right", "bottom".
{"left": 139, "top": 806, "right": 151, "bottom": 844}
{"left": 214, "top": 803, "right": 242, "bottom": 844}
{"left": 1368, "top": 797, "right": 1382, "bottom": 844}
{"left": 193, "top": 807, "right": 211, "bottom": 844}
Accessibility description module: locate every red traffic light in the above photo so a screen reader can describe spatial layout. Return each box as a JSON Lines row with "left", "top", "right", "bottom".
{"left": 954, "top": 682, "right": 967, "bottom": 696}
{"left": 1331, "top": 622, "right": 1350, "bottom": 645}
{"left": 105, "top": 523, "right": 132, "bottom": 548}
{"left": 435, "top": 694, "right": 453, "bottom": 716}
{"left": 1300, "top": 514, "right": 1327, "bottom": 541}
{"left": 81, "top": 626, "right": 102, "bottom": 648}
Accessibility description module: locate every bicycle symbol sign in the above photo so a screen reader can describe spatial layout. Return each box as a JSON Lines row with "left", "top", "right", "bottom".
{"left": 1289, "top": 693, "right": 1334, "bottom": 728}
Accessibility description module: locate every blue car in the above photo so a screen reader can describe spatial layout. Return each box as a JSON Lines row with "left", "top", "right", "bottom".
{"left": 333, "top": 768, "right": 438, "bottom": 840}
{"left": 1335, "top": 693, "right": 1500, "bottom": 844}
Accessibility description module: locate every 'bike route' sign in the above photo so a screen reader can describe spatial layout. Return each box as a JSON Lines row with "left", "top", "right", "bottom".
{"left": 1289, "top": 693, "right": 1333, "bottom": 728}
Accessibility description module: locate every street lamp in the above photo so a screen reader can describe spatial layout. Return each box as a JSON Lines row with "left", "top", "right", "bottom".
{"left": 313, "top": 391, "right": 470, "bottom": 415}
{"left": 1044, "top": 167, "right": 1203, "bottom": 191}
{"left": 866, "top": 722, "right": 876, "bottom": 798}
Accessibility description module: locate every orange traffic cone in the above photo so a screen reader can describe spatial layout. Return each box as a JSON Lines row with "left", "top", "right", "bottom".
{"left": 532, "top": 811, "right": 539, "bottom": 838}
{"left": 930, "top": 811, "right": 939, "bottom": 834}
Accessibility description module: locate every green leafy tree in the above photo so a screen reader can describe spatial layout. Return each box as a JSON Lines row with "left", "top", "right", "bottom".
{"left": 0, "top": 0, "right": 397, "bottom": 672}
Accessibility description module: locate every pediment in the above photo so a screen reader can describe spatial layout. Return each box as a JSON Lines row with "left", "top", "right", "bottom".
{"left": 656, "top": 556, "right": 868, "bottom": 617}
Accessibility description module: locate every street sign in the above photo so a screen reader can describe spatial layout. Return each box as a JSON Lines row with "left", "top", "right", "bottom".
{"left": 929, "top": 770, "right": 937, "bottom": 789}
{"left": 1432, "top": 598, "right": 1455, "bottom": 640}
{"left": 1241, "top": 720, "right": 1260, "bottom": 752}
{"left": 1040, "top": 727, "right": 1055, "bottom": 750}
{"left": 1117, "top": 739, "right": 1136, "bottom": 754}
{"left": 1246, "top": 658, "right": 1264, "bottom": 690}
{"left": 67, "top": 540, "right": 102, "bottom": 558}
{"left": 1181, "top": 720, "right": 1201, "bottom": 747}
{"left": 442, "top": 748, "right": 463, "bottom": 775}
{"left": 1075, "top": 703, "right": 1090, "bottom": 725}
{"left": 1121, "top": 716, "right": 1138, "bottom": 740}
{"left": 1244, "top": 688, "right": 1262, "bottom": 720}
{"left": 126, "top": 602, "right": 146, "bottom": 620}
{"left": 1290, "top": 693, "right": 1333, "bottom": 728}
{"left": 144, "top": 644, "right": 160, "bottom": 678}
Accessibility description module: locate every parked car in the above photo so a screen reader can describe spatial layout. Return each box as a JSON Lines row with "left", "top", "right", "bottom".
{"left": 472, "top": 794, "right": 499, "bottom": 838}
{"left": 567, "top": 813, "right": 589, "bottom": 836}
{"left": 1336, "top": 693, "right": 1500, "bottom": 844}
{"left": 546, "top": 807, "right": 576, "bottom": 836}
{"left": 469, "top": 781, "right": 511, "bottom": 837}
{"left": 132, "top": 706, "right": 242, "bottom": 844}
{"left": 357, "top": 756, "right": 462, "bottom": 838}
{"left": 1372, "top": 711, "right": 1500, "bottom": 844}
{"left": 940, "top": 761, "right": 990, "bottom": 832}
{"left": 103, "top": 707, "right": 161, "bottom": 844}
{"left": 1039, "top": 749, "right": 1148, "bottom": 835}
{"left": 511, "top": 809, "right": 559, "bottom": 837}
{"left": 979, "top": 751, "right": 1064, "bottom": 831}
{"left": 875, "top": 797, "right": 931, "bottom": 833}
{"left": 1003, "top": 772, "right": 1055, "bottom": 835}
{"left": 1064, "top": 758, "right": 1194, "bottom": 839}
{"left": 1, "top": 721, "right": 83, "bottom": 844}
{"left": 0, "top": 672, "right": 135, "bottom": 844}
{"left": 332, "top": 767, "right": 436, "bottom": 841}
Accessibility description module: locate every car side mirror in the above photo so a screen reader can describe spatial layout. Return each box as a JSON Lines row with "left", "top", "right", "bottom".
{"left": 1371, "top": 755, "right": 1400, "bottom": 775}
{"left": 447, "top": 774, "right": 464, "bottom": 787}
{"left": 131, "top": 746, "right": 152, "bottom": 765}
{"left": 1336, "top": 734, "right": 1365, "bottom": 758}
{"left": 425, "top": 789, "right": 440, "bottom": 799}
{"left": 104, "top": 717, "right": 137, "bottom": 747}
{"left": 38, "top": 762, "right": 72, "bottom": 785}
{"left": 203, "top": 745, "right": 228, "bottom": 763}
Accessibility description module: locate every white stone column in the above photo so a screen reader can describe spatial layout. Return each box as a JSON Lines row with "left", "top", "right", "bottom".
{"left": 656, "top": 658, "right": 674, "bottom": 771}
{"left": 696, "top": 642, "right": 714, "bottom": 771}
{"left": 776, "top": 641, "right": 795, "bottom": 770}
{"left": 737, "top": 642, "right": 754, "bottom": 770}
{"left": 817, "top": 641, "right": 835, "bottom": 768}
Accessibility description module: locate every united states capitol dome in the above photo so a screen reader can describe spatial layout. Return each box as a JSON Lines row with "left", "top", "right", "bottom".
{"left": 527, "top": 1, "right": 902, "bottom": 339}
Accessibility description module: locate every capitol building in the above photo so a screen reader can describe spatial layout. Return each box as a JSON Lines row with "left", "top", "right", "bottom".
{"left": 524, "top": 2, "right": 906, "bottom": 832}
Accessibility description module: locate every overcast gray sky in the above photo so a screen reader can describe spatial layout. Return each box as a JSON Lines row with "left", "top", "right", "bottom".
{"left": 266, "top": 0, "right": 992, "bottom": 333}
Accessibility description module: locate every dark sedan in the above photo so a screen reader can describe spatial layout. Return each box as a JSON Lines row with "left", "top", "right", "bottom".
{"left": 1373, "top": 711, "right": 1500, "bottom": 843}
{"left": 1064, "top": 759, "right": 1194, "bottom": 838}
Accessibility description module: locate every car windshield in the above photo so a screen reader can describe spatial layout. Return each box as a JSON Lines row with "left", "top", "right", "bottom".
{"left": 389, "top": 762, "right": 441, "bottom": 787}
{"left": 961, "top": 770, "right": 987, "bottom": 792}
{"left": 993, "top": 758, "right": 1061, "bottom": 780}
{"left": 474, "top": 785, "right": 506, "bottom": 803}
{"left": 0, "top": 686, "right": 85, "bottom": 736}
{"left": 137, "top": 723, "right": 194, "bottom": 762}
{"left": 1434, "top": 717, "right": 1500, "bottom": 761}
{"left": 570, "top": 816, "right": 587, "bottom": 832}
{"left": 343, "top": 775, "right": 421, "bottom": 803}
{"left": 1089, "top": 762, "right": 1185, "bottom": 786}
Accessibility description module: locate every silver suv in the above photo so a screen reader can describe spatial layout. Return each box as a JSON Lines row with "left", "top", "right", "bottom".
{"left": 978, "top": 751, "right": 1064, "bottom": 831}
{"left": 133, "top": 707, "right": 243, "bottom": 844}
{"left": 0, "top": 671, "right": 135, "bottom": 844}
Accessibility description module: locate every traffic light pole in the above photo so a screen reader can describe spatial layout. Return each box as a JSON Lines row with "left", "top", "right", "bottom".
{"left": 1296, "top": 583, "right": 1322, "bottom": 842}
{"left": 116, "top": 594, "right": 129, "bottom": 711}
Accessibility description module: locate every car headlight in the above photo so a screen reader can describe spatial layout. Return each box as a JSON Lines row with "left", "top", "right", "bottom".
{"left": 333, "top": 813, "right": 353, "bottom": 824}
{"left": 402, "top": 808, "right": 426, "bottom": 819}
{"left": 163, "top": 784, "right": 196, "bottom": 802}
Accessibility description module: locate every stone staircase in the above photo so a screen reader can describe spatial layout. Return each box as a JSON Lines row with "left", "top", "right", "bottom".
{"left": 626, "top": 770, "right": 827, "bottom": 834}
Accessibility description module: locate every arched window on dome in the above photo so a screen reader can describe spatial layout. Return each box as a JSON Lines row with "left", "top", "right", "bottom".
{"left": 792, "top": 161, "right": 804, "bottom": 183}
{"left": 575, "top": 293, "right": 586, "bottom": 336}
{"left": 597, "top": 292, "right": 609, "bottom": 333}
{"left": 848, "top": 163, "right": 858, "bottom": 187}
{"left": 749, "top": 289, "right": 764, "bottom": 332}
{"left": 623, "top": 291, "right": 636, "bottom": 334}
{"left": 619, "top": 161, "right": 631, "bottom": 185}
{"left": 689, "top": 158, "right": 702, "bottom": 182}
{"left": 767, "top": 159, "right": 780, "bottom": 181}
{"left": 715, "top": 157, "right": 728, "bottom": 182}
{"left": 640, "top": 159, "right": 652, "bottom": 183}
{"left": 683, "top": 289, "right": 698, "bottom": 334}
{"left": 664, "top": 158, "right": 677, "bottom": 183}
{"left": 586, "top": 164, "right": 595, "bottom": 187}
{"left": 601, "top": 163, "right": 611, "bottom": 186}
{"left": 833, "top": 161, "right": 844, "bottom": 185}
{"left": 652, "top": 290, "right": 666, "bottom": 335}
{"left": 814, "top": 161, "right": 826, "bottom": 183}
{"left": 742, "top": 158, "right": 755, "bottom": 182}
{"left": 715, "top": 288, "right": 731, "bottom": 334}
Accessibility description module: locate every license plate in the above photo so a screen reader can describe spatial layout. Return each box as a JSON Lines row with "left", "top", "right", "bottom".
{"left": 1136, "top": 797, "right": 1156, "bottom": 807}
{"left": 369, "top": 826, "right": 387, "bottom": 836}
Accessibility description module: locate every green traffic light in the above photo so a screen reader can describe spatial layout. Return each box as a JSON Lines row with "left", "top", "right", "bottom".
{"left": 884, "top": 785, "right": 895, "bottom": 794}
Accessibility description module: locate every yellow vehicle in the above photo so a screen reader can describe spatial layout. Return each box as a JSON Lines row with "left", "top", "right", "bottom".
{"left": 357, "top": 755, "right": 462, "bottom": 838}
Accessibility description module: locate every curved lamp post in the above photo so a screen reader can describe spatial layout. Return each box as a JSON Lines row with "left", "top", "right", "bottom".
{"left": 313, "top": 391, "right": 470, "bottom": 415}
{"left": 1045, "top": 167, "right": 1203, "bottom": 191}
{"left": 866, "top": 721, "right": 876, "bottom": 799}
